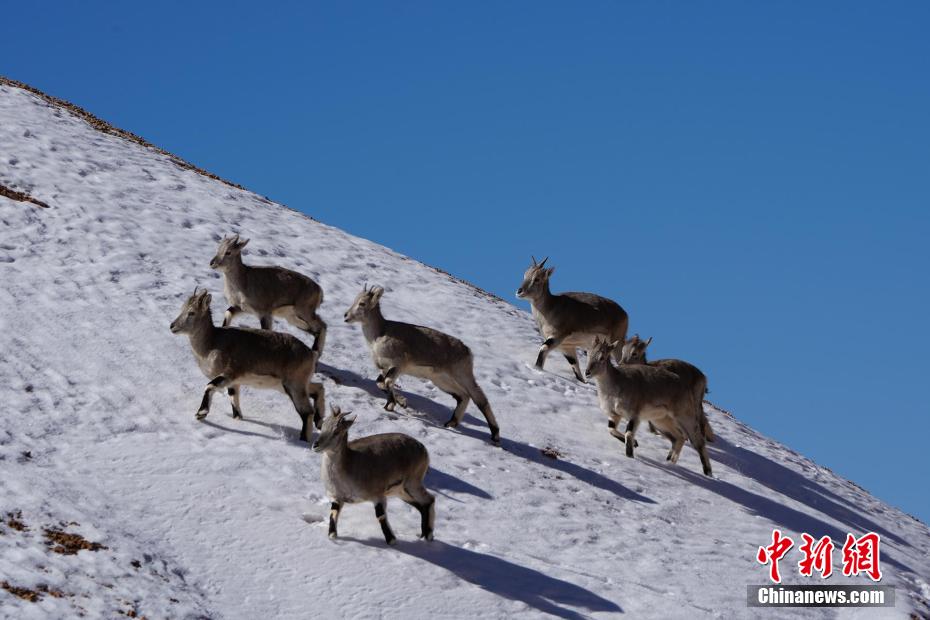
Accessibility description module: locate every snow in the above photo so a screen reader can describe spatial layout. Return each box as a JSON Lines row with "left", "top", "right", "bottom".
{"left": 1, "top": 80, "right": 929, "bottom": 619}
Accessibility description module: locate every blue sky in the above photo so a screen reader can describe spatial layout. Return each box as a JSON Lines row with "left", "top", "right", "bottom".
{"left": 4, "top": 2, "right": 929, "bottom": 523}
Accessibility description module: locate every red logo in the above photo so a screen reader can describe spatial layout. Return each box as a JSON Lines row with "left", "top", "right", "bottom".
{"left": 756, "top": 529, "right": 794, "bottom": 583}
{"left": 841, "top": 533, "right": 882, "bottom": 581}
{"left": 756, "top": 530, "right": 882, "bottom": 583}
{"left": 798, "top": 534, "right": 834, "bottom": 578}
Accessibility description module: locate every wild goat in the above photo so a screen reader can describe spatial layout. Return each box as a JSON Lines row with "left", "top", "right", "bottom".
{"left": 170, "top": 288, "right": 325, "bottom": 442}
{"left": 313, "top": 406, "right": 435, "bottom": 545}
{"left": 585, "top": 337, "right": 712, "bottom": 476}
{"left": 619, "top": 335, "right": 714, "bottom": 443}
{"left": 344, "top": 285, "right": 501, "bottom": 444}
{"left": 210, "top": 234, "right": 327, "bottom": 353}
{"left": 516, "top": 257, "right": 628, "bottom": 382}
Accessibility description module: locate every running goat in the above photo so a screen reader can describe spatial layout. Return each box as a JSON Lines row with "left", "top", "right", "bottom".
{"left": 313, "top": 406, "right": 435, "bottom": 545}
{"left": 170, "top": 288, "right": 325, "bottom": 442}
{"left": 585, "top": 337, "right": 713, "bottom": 476}
{"left": 344, "top": 285, "right": 501, "bottom": 444}
{"left": 619, "top": 334, "right": 714, "bottom": 444}
{"left": 516, "top": 256, "right": 628, "bottom": 382}
{"left": 210, "top": 234, "right": 327, "bottom": 353}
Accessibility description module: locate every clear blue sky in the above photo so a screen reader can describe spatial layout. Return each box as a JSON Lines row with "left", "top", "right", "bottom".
{"left": 4, "top": 2, "right": 928, "bottom": 523}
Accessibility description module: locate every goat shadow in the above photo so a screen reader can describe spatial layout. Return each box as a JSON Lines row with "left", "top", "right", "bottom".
{"left": 200, "top": 416, "right": 293, "bottom": 442}
{"left": 319, "top": 363, "right": 654, "bottom": 505}
{"left": 426, "top": 467, "right": 493, "bottom": 500}
{"left": 342, "top": 537, "right": 623, "bottom": 619}
{"left": 318, "top": 362, "right": 484, "bottom": 428}
{"left": 638, "top": 456, "right": 916, "bottom": 577}
{"left": 707, "top": 436, "right": 908, "bottom": 547}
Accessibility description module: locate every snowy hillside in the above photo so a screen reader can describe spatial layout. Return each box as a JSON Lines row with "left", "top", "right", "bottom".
{"left": 1, "top": 78, "right": 928, "bottom": 619}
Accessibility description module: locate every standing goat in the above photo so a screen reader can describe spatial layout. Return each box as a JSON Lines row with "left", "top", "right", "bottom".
{"left": 585, "top": 337, "right": 713, "bottom": 476}
{"left": 313, "top": 406, "right": 435, "bottom": 545}
{"left": 210, "top": 234, "right": 327, "bottom": 353}
{"left": 170, "top": 288, "right": 325, "bottom": 442}
{"left": 619, "top": 335, "right": 714, "bottom": 443}
{"left": 344, "top": 285, "right": 501, "bottom": 444}
{"left": 516, "top": 257, "right": 628, "bottom": 382}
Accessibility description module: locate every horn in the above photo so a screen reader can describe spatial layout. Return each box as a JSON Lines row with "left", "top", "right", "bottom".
{"left": 539, "top": 256, "right": 549, "bottom": 268}
{"left": 531, "top": 255, "right": 538, "bottom": 266}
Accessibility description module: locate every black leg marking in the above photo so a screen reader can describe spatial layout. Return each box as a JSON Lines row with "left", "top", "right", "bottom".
{"left": 260, "top": 315, "right": 273, "bottom": 330}
{"left": 222, "top": 306, "right": 241, "bottom": 327}
{"left": 197, "top": 390, "right": 211, "bottom": 418}
{"left": 624, "top": 418, "right": 640, "bottom": 458}
{"left": 564, "top": 354, "right": 585, "bottom": 382}
{"left": 328, "top": 501, "right": 342, "bottom": 538}
{"left": 227, "top": 387, "right": 242, "bottom": 419}
{"left": 374, "top": 502, "right": 396, "bottom": 545}
{"left": 283, "top": 383, "right": 313, "bottom": 442}
{"left": 197, "top": 376, "right": 228, "bottom": 420}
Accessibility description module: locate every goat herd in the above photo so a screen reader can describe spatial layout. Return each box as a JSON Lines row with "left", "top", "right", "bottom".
{"left": 169, "top": 234, "right": 714, "bottom": 545}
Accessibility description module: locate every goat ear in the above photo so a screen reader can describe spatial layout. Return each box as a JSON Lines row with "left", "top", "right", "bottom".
{"left": 609, "top": 340, "right": 621, "bottom": 351}
{"left": 341, "top": 414, "right": 356, "bottom": 427}
{"left": 200, "top": 291, "right": 212, "bottom": 307}
{"left": 330, "top": 405, "right": 342, "bottom": 417}
{"left": 370, "top": 286, "right": 384, "bottom": 303}
{"left": 236, "top": 237, "right": 250, "bottom": 249}
{"left": 545, "top": 267, "right": 555, "bottom": 277}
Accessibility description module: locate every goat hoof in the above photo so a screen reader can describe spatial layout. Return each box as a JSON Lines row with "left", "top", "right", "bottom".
{"left": 329, "top": 532, "right": 337, "bottom": 540}
{"left": 444, "top": 419, "right": 458, "bottom": 429}
{"left": 385, "top": 401, "right": 395, "bottom": 412}
{"left": 395, "top": 396, "right": 407, "bottom": 408}
{"left": 386, "top": 538, "right": 397, "bottom": 546}
{"left": 421, "top": 533, "right": 434, "bottom": 541}
{"left": 195, "top": 410, "right": 208, "bottom": 420}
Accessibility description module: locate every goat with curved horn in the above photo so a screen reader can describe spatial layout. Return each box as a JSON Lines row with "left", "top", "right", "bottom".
{"left": 344, "top": 285, "right": 501, "bottom": 444}
{"left": 516, "top": 257, "right": 628, "bottom": 382}
{"left": 210, "top": 235, "right": 327, "bottom": 354}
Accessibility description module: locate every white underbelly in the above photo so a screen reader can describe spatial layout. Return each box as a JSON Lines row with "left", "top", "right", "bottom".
{"left": 235, "top": 374, "right": 284, "bottom": 391}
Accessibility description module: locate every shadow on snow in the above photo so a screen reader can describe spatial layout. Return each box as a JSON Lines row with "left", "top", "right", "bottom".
{"left": 320, "top": 363, "right": 654, "bottom": 505}
{"left": 344, "top": 537, "right": 623, "bottom": 619}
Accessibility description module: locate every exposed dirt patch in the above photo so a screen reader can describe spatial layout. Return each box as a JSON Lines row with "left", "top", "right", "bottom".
{"left": 2, "top": 580, "right": 40, "bottom": 602}
{"left": 541, "top": 445, "right": 563, "bottom": 459}
{"left": 36, "top": 584, "right": 67, "bottom": 599}
{"left": 43, "top": 527, "right": 108, "bottom": 555}
{"left": 0, "top": 183, "right": 49, "bottom": 209}
{"left": 5, "top": 511, "right": 28, "bottom": 532}
{"left": 1, "top": 581, "right": 68, "bottom": 603}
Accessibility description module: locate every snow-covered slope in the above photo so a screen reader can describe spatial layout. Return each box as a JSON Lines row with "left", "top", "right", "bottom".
{"left": 1, "top": 79, "right": 928, "bottom": 620}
